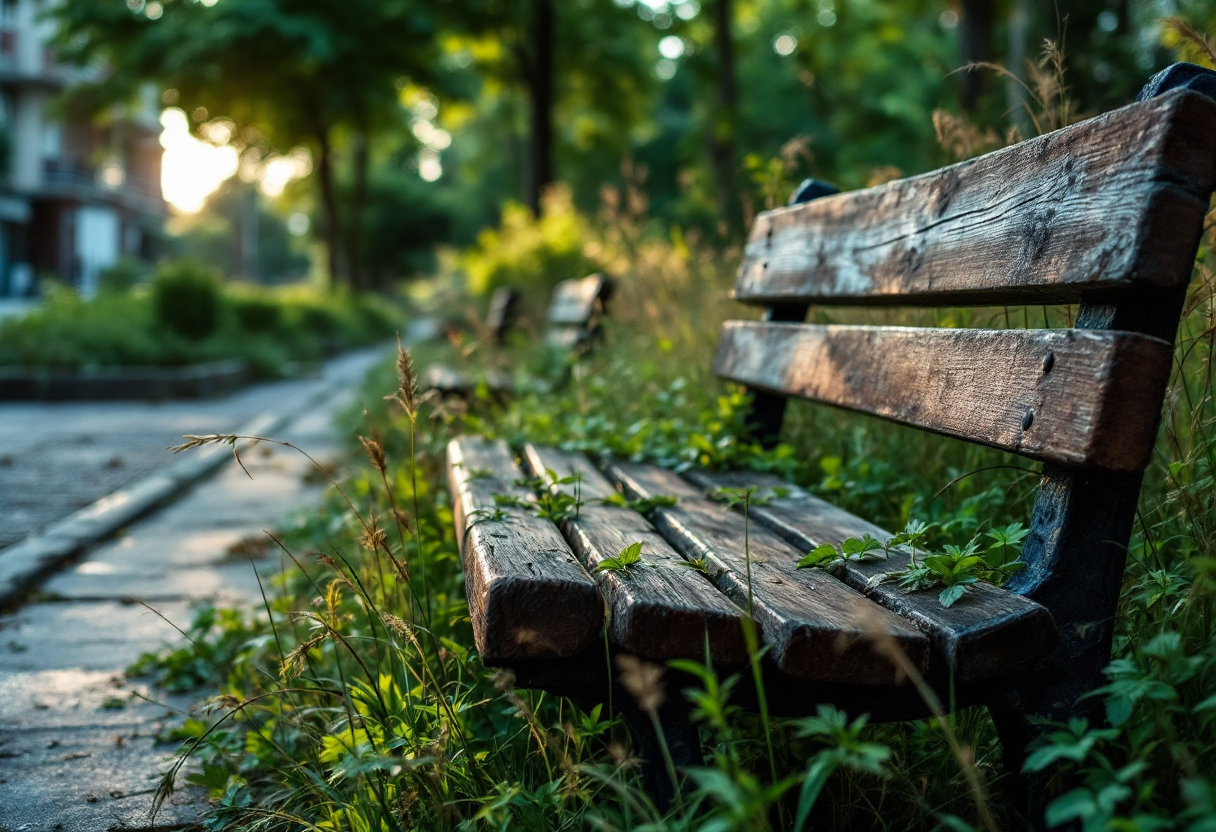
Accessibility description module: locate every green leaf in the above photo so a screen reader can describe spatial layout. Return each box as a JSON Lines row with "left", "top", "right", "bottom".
{"left": 797, "top": 543, "right": 840, "bottom": 569}
{"left": 939, "top": 584, "right": 967, "bottom": 608}
{"left": 596, "top": 542, "right": 643, "bottom": 574}
{"left": 794, "top": 756, "right": 838, "bottom": 832}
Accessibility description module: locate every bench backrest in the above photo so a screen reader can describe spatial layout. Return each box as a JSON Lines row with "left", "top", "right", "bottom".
{"left": 716, "top": 64, "right": 1216, "bottom": 696}
{"left": 543, "top": 273, "right": 613, "bottom": 353}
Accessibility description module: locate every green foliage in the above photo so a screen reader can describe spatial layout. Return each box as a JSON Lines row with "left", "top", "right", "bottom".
{"left": 0, "top": 275, "right": 400, "bottom": 376}
{"left": 227, "top": 292, "right": 282, "bottom": 334}
{"left": 151, "top": 261, "right": 223, "bottom": 341}
{"left": 596, "top": 541, "right": 644, "bottom": 575}
{"left": 460, "top": 185, "right": 602, "bottom": 299}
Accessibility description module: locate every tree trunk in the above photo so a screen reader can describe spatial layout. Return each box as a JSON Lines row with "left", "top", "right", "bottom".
{"left": 315, "top": 128, "right": 345, "bottom": 288}
{"left": 959, "top": 0, "right": 995, "bottom": 112}
{"left": 708, "top": 0, "right": 739, "bottom": 234}
{"left": 524, "top": 0, "right": 555, "bottom": 216}
{"left": 346, "top": 131, "right": 369, "bottom": 292}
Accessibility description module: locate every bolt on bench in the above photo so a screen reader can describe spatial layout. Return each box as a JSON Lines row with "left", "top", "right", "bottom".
{"left": 446, "top": 64, "right": 1216, "bottom": 820}
{"left": 424, "top": 273, "right": 612, "bottom": 397}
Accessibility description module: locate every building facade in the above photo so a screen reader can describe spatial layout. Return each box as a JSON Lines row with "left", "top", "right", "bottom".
{"left": 0, "top": 0, "right": 164, "bottom": 298}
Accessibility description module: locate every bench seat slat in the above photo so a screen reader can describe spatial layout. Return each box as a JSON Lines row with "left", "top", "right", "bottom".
{"left": 735, "top": 90, "right": 1216, "bottom": 307}
{"left": 686, "top": 470, "right": 1059, "bottom": 681}
{"left": 605, "top": 460, "right": 929, "bottom": 685}
{"left": 447, "top": 437, "right": 602, "bottom": 662}
{"left": 716, "top": 321, "right": 1174, "bottom": 473}
{"left": 425, "top": 366, "right": 512, "bottom": 397}
{"left": 547, "top": 274, "right": 610, "bottom": 326}
{"left": 523, "top": 445, "right": 749, "bottom": 663}
{"left": 543, "top": 327, "right": 588, "bottom": 352}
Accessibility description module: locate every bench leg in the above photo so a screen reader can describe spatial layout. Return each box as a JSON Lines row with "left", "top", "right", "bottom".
{"left": 617, "top": 695, "right": 703, "bottom": 811}
{"left": 987, "top": 654, "right": 1108, "bottom": 832}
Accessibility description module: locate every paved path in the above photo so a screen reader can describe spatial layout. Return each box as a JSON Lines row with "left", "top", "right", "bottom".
{"left": 0, "top": 351, "right": 389, "bottom": 550}
{"left": 0, "top": 346, "right": 390, "bottom": 829}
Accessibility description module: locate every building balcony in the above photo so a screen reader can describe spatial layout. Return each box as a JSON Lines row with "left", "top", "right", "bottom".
{"left": 39, "top": 158, "right": 164, "bottom": 216}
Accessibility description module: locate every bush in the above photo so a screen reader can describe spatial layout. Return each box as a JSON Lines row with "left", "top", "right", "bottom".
{"left": 98, "top": 258, "right": 147, "bottom": 294}
{"left": 460, "top": 184, "right": 602, "bottom": 298}
{"left": 151, "top": 261, "right": 222, "bottom": 340}
{"left": 228, "top": 292, "right": 282, "bottom": 333}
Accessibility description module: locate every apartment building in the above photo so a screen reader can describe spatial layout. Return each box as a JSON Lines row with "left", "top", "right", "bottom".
{"left": 0, "top": 0, "right": 165, "bottom": 298}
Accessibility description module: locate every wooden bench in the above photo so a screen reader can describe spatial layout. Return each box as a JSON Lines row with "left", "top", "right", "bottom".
{"left": 424, "top": 273, "right": 611, "bottom": 397}
{"left": 446, "top": 63, "right": 1216, "bottom": 821}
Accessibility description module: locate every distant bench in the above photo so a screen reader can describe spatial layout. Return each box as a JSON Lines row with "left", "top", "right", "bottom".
{"left": 446, "top": 63, "right": 1216, "bottom": 821}
{"left": 424, "top": 274, "right": 612, "bottom": 397}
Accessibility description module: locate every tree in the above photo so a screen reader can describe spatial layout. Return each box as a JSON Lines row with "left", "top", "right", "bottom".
{"left": 51, "top": 0, "right": 439, "bottom": 289}
{"left": 435, "top": 0, "right": 657, "bottom": 216}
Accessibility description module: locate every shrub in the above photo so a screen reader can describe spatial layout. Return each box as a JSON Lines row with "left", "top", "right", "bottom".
{"left": 151, "top": 261, "right": 222, "bottom": 340}
{"left": 228, "top": 292, "right": 282, "bottom": 333}
{"left": 460, "top": 184, "right": 601, "bottom": 298}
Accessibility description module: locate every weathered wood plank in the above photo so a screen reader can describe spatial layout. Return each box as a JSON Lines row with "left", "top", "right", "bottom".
{"left": 685, "top": 469, "right": 1059, "bottom": 681}
{"left": 604, "top": 460, "right": 929, "bottom": 684}
{"left": 447, "top": 436, "right": 602, "bottom": 661}
{"left": 735, "top": 90, "right": 1216, "bottom": 306}
{"left": 547, "top": 274, "right": 610, "bottom": 326}
{"left": 424, "top": 365, "right": 512, "bottom": 397}
{"left": 543, "top": 327, "right": 588, "bottom": 353}
{"left": 524, "top": 445, "right": 748, "bottom": 663}
{"left": 715, "top": 322, "right": 1174, "bottom": 473}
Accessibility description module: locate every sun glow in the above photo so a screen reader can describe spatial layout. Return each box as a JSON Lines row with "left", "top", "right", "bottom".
{"left": 159, "top": 108, "right": 238, "bottom": 213}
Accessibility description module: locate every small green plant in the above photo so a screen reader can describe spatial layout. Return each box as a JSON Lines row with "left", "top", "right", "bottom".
{"left": 502, "top": 467, "right": 585, "bottom": 523}
{"left": 596, "top": 541, "right": 643, "bottom": 574}
{"left": 797, "top": 534, "right": 887, "bottom": 571}
{"left": 881, "top": 523, "right": 1028, "bottom": 608}
{"left": 598, "top": 491, "right": 677, "bottom": 515}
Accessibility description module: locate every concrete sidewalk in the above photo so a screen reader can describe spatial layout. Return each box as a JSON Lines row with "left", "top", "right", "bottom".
{"left": 0, "top": 346, "right": 391, "bottom": 829}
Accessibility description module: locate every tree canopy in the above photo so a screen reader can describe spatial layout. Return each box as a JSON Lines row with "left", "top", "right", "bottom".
{"left": 50, "top": 0, "right": 1209, "bottom": 286}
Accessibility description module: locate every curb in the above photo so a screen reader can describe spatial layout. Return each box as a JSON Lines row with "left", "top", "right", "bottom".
{"left": 0, "top": 359, "right": 249, "bottom": 401}
{"left": 0, "top": 375, "right": 346, "bottom": 611}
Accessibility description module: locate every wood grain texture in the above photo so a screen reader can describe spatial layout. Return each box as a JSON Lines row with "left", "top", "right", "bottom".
{"left": 685, "top": 469, "right": 1059, "bottom": 681}
{"left": 547, "top": 274, "right": 610, "bottom": 326}
{"left": 735, "top": 91, "right": 1216, "bottom": 307}
{"left": 447, "top": 436, "right": 602, "bottom": 662}
{"left": 524, "top": 444, "right": 748, "bottom": 663}
{"left": 715, "top": 322, "right": 1174, "bottom": 473}
{"left": 605, "top": 460, "right": 929, "bottom": 684}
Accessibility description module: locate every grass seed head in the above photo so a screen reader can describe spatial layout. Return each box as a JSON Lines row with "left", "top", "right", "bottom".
{"left": 616, "top": 654, "right": 666, "bottom": 714}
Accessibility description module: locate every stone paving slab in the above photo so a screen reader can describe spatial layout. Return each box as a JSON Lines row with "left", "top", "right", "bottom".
{"left": 0, "top": 670, "right": 207, "bottom": 830}
{"left": 0, "top": 347, "right": 390, "bottom": 608}
{"left": 0, "top": 345, "right": 386, "bottom": 829}
{"left": 0, "top": 346, "right": 391, "bottom": 549}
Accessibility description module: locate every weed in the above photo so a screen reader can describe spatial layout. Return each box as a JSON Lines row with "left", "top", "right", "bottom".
{"left": 596, "top": 541, "right": 644, "bottom": 575}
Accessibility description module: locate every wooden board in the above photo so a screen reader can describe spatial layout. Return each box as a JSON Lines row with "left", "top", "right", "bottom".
{"left": 734, "top": 90, "right": 1216, "bottom": 306}
{"left": 547, "top": 274, "right": 609, "bottom": 326}
{"left": 715, "top": 322, "right": 1174, "bottom": 473}
{"left": 523, "top": 444, "right": 748, "bottom": 663}
{"left": 543, "top": 327, "right": 588, "bottom": 352}
{"left": 424, "top": 365, "right": 512, "bottom": 397}
{"left": 447, "top": 437, "right": 602, "bottom": 661}
{"left": 486, "top": 287, "right": 520, "bottom": 341}
{"left": 604, "top": 460, "right": 929, "bottom": 684}
{"left": 685, "top": 470, "right": 1059, "bottom": 682}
